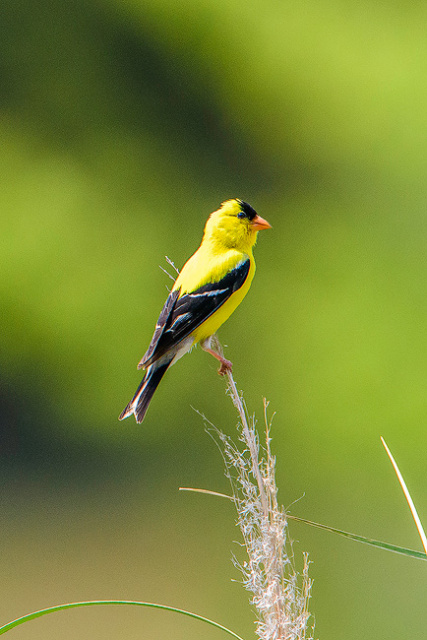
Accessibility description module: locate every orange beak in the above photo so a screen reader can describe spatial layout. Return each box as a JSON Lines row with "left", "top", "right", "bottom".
{"left": 251, "top": 214, "right": 272, "bottom": 231}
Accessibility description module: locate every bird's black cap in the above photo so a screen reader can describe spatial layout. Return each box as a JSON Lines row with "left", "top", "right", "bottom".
{"left": 236, "top": 199, "right": 257, "bottom": 220}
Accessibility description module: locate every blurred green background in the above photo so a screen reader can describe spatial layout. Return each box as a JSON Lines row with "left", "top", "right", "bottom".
{"left": 1, "top": 0, "right": 427, "bottom": 637}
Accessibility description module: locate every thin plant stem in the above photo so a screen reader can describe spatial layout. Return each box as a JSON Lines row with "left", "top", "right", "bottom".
{"left": 211, "top": 335, "right": 269, "bottom": 516}
{"left": 381, "top": 437, "right": 427, "bottom": 555}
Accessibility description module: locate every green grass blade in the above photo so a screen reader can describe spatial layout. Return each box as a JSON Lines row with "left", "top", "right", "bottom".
{"left": 288, "top": 514, "right": 427, "bottom": 560}
{"left": 179, "top": 485, "right": 427, "bottom": 561}
{"left": 0, "top": 600, "right": 246, "bottom": 639}
{"left": 381, "top": 436, "right": 427, "bottom": 555}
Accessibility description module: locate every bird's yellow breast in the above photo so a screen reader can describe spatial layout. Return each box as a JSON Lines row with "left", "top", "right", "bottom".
{"left": 172, "top": 241, "right": 256, "bottom": 345}
{"left": 191, "top": 263, "right": 255, "bottom": 343}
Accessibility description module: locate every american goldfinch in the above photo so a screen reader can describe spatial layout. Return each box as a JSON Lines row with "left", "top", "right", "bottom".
{"left": 119, "top": 198, "right": 271, "bottom": 423}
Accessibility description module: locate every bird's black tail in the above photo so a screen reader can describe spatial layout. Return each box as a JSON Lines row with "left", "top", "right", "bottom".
{"left": 118, "top": 358, "right": 172, "bottom": 424}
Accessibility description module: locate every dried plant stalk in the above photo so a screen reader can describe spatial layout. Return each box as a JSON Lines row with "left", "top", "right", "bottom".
{"left": 210, "top": 337, "right": 315, "bottom": 640}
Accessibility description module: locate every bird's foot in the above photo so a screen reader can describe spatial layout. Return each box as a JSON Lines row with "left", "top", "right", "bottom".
{"left": 217, "top": 357, "right": 233, "bottom": 376}
{"left": 200, "top": 338, "right": 233, "bottom": 375}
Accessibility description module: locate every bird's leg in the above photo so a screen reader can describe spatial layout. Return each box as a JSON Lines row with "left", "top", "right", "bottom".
{"left": 200, "top": 336, "right": 233, "bottom": 375}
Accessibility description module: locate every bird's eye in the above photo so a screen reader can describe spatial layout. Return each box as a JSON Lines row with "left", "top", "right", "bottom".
{"left": 237, "top": 211, "right": 246, "bottom": 219}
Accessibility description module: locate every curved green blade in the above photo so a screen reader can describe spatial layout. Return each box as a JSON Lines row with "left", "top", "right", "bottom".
{"left": 0, "top": 600, "right": 246, "bottom": 639}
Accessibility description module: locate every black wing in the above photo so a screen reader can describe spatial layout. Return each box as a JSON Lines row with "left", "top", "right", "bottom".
{"left": 138, "top": 288, "right": 180, "bottom": 368}
{"left": 140, "top": 259, "right": 250, "bottom": 368}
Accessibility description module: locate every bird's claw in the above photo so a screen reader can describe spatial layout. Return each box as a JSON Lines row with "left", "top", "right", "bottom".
{"left": 218, "top": 359, "right": 233, "bottom": 376}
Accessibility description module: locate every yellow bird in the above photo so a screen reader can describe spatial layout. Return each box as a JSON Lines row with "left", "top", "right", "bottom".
{"left": 119, "top": 198, "right": 271, "bottom": 423}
